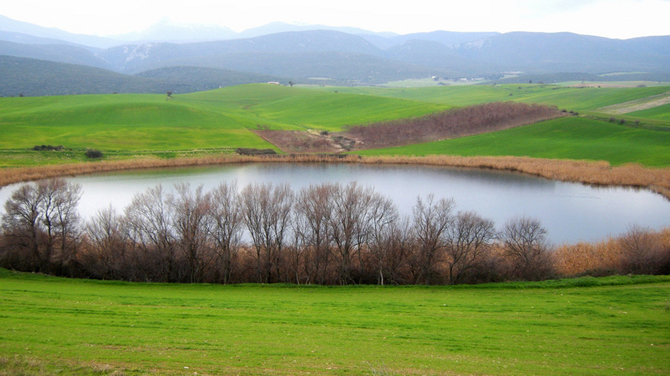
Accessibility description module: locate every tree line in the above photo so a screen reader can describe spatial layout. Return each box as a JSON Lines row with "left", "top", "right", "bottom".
{"left": 1, "top": 178, "right": 668, "bottom": 285}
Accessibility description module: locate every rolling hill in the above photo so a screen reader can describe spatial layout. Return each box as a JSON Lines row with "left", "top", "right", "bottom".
{"left": 0, "top": 56, "right": 288, "bottom": 96}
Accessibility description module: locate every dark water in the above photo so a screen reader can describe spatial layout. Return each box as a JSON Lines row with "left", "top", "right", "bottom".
{"left": 1, "top": 163, "right": 668, "bottom": 244}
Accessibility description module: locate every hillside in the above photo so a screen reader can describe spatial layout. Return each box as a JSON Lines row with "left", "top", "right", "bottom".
{"left": 0, "top": 85, "right": 445, "bottom": 158}
{"left": 0, "top": 56, "right": 289, "bottom": 96}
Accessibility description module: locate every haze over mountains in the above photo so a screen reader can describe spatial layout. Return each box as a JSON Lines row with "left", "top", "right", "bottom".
{"left": 1, "top": 14, "right": 669, "bottom": 96}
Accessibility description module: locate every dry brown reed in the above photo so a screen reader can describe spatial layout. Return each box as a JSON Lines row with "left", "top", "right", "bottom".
{"left": 1, "top": 154, "right": 670, "bottom": 200}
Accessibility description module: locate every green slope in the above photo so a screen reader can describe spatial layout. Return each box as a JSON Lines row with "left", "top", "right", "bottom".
{"left": 1, "top": 269, "right": 669, "bottom": 376}
{"left": 0, "top": 85, "right": 446, "bottom": 154}
{"left": 310, "top": 84, "right": 670, "bottom": 111}
{"left": 628, "top": 103, "right": 670, "bottom": 121}
{"left": 358, "top": 117, "right": 670, "bottom": 166}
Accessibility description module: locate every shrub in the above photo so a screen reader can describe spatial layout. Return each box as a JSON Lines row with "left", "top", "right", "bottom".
{"left": 85, "top": 149, "right": 103, "bottom": 159}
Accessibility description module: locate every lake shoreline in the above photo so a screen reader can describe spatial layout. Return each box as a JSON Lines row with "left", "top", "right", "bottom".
{"left": 1, "top": 154, "right": 669, "bottom": 200}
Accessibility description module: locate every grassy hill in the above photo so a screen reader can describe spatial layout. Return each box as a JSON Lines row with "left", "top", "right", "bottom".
{"left": 0, "top": 83, "right": 668, "bottom": 167}
{"left": 1, "top": 269, "right": 668, "bottom": 375}
{"left": 357, "top": 117, "right": 670, "bottom": 166}
{"left": 311, "top": 84, "right": 670, "bottom": 111}
{"left": 0, "top": 85, "right": 446, "bottom": 163}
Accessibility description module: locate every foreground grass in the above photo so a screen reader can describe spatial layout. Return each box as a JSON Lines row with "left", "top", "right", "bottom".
{"left": 359, "top": 117, "right": 670, "bottom": 167}
{"left": 1, "top": 269, "right": 669, "bottom": 375}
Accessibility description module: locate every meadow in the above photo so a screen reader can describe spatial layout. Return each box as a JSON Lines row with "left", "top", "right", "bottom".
{"left": 1, "top": 269, "right": 669, "bottom": 376}
{"left": 1, "top": 83, "right": 669, "bottom": 168}
{"left": 357, "top": 117, "right": 670, "bottom": 167}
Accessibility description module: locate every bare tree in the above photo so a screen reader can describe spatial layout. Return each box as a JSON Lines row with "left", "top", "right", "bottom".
{"left": 1, "top": 183, "right": 44, "bottom": 271}
{"left": 411, "top": 194, "right": 455, "bottom": 285}
{"left": 329, "top": 182, "right": 381, "bottom": 284}
{"left": 444, "top": 211, "right": 496, "bottom": 285}
{"left": 170, "top": 183, "right": 212, "bottom": 283}
{"left": 1, "top": 178, "right": 82, "bottom": 275}
{"left": 85, "top": 206, "right": 128, "bottom": 280}
{"left": 294, "top": 183, "right": 336, "bottom": 284}
{"left": 500, "top": 216, "right": 553, "bottom": 281}
{"left": 209, "top": 182, "right": 244, "bottom": 284}
{"left": 125, "top": 185, "right": 177, "bottom": 282}
{"left": 369, "top": 215, "right": 413, "bottom": 285}
{"left": 242, "top": 183, "right": 294, "bottom": 283}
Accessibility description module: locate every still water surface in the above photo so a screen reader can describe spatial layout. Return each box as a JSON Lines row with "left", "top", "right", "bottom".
{"left": 0, "top": 163, "right": 668, "bottom": 244}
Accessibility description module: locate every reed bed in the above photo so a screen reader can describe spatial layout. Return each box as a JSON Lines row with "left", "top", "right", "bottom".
{"left": 1, "top": 154, "right": 669, "bottom": 200}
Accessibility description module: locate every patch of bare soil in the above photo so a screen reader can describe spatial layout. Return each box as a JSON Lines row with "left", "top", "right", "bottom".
{"left": 252, "top": 129, "right": 345, "bottom": 153}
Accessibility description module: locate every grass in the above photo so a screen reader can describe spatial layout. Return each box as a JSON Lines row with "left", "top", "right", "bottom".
{"left": 358, "top": 117, "right": 670, "bottom": 167}
{"left": 1, "top": 83, "right": 669, "bottom": 168}
{"left": 0, "top": 268, "right": 668, "bottom": 375}
{"left": 629, "top": 103, "right": 670, "bottom": 121}
{"left": 308, "top": 84, "right": 670, "bottom": 111}
{"left": 0, "top": 85, "right": 446, "bottom": 166}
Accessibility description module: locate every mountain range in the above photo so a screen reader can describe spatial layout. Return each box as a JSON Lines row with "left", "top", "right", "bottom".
{"left": 1, "top": 14, "right": 669, "bottom": 96}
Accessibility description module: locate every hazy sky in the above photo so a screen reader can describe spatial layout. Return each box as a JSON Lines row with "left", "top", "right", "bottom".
{"left": 3, "top": 0, "right": 670, "bottom": 39}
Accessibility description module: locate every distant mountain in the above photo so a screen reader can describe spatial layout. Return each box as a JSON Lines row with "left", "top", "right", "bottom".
{"left": 0, "top": 40, "right": 112, "bottom": 69}
{"left": 0, "top": 30, "right": 83, "bottom": 47}
{"left": 363, "top": 31, "right": 500, "bottom": 49}
{"left": 0, "top": 14, "right": 121, "bottom": 49}
{"left": 2, "top": 14, "right": 670, "bottom": 87}
{"left": 456, "top": 32, "right": 670, "bottom": 74}
{"left": 386, "top": 39, "right": 491, "bottom": 75}
{"left": 0, "top": 56, "right": 287, "bottom": 96}
{"left": 111, "top": 18, "right": 237, "bottom": 43}
{"left": 237, "top": 22, "right": 396, "bottom": 39}
{"left": 99, "top": 30, "right": 388, "bottom": 73}
{"left": 145, "top": 51, "right": 455, "bottom": 84}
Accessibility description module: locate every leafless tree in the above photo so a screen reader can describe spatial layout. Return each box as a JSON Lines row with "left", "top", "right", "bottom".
{"left": 1, "top": 183, "right": 44, "bottom": 271}
{"left": 209, "top": 182, "right": 244, "bottom": 284}
{"left": 84, "top": 205, "right": 129, "bottom": 280}
{"left": 294, "top": 183, "right": 336, "bottom": 284}
{"left": 329, "top": 182, "right": 386, "bottom": 284}
{"left": 411, "top": 194, "right": 455, "bottom": 285}
{"left": 242, "top": 182, "right": 294, "bottom": 283}
{"left": 500, "top": 216, "right": 553, "bottom": 281}
{"left": 369, "top": 215, "right": 413, "bottom": 285}
{"left": 444, "top": 211, "right": 496, "bottom": 285}
{"left": 125, "top": 185, "right": 177, "bottom": 282}
{"left": 1, "top": 178, "right": 82, "bottom": 274}
{"left": 170, "top": 183, "right": 212, "bottom": 283}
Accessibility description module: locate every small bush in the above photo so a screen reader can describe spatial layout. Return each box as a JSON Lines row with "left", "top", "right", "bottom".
{"left": 85, "top": 149, "right": 103, "bottom": 159}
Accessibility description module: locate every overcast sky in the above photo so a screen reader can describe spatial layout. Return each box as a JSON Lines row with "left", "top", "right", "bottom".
{"left": 3, "top": 0, "right": 670, "bottom": 39}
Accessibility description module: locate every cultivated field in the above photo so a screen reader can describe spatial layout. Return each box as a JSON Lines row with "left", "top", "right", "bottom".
{"left": 1, "top": 269, "right": 669, "bottom": 376}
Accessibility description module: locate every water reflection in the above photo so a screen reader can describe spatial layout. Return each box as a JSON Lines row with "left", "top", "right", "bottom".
{"left": 0, "top": 163, "right": 668, "bottom": 244}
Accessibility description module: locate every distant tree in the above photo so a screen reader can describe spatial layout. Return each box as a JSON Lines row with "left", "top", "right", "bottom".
{"left": 288, "top": 81, "right": 295, "bottom": 87}
{"left": 500, "top": 216, "right": 553, "bottom": 281}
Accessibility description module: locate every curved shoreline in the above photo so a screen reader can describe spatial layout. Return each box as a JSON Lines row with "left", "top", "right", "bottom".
{"left": 1, "top": 154, "right": 669, "bottom": 200}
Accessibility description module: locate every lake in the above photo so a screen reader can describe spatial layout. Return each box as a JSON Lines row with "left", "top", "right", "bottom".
{"left": 0, "top": 163, "right": 668, "bottom": 244}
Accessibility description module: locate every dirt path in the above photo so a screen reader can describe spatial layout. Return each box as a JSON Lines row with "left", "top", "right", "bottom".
{"left": 598, "top": 91, "right": 670, "bottom": 114}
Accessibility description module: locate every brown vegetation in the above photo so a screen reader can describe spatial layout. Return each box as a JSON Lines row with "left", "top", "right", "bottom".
{"left": 1, "top": 154, "right": 670, "bottom": 200}
{"left": 344, "top": 102, "right": 563, "bottom": 149}
{"left": 2, "top": 178, "right": 667, "bottom": 286}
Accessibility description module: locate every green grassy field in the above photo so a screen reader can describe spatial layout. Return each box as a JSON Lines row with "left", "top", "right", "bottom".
{"left": 629, "top": 103, "right": 670, "bottom": 121}
{"left": 1, "top": 83, "right": 669, "bottom": 168}
{"left": 357, "top": 117, "right": 670, "bottom": 166}
{"left": 0, "top": 269, "right": 668, "bottom": 375}
{"left": 308, "top": 84, "right": 670, "bottom": 111}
